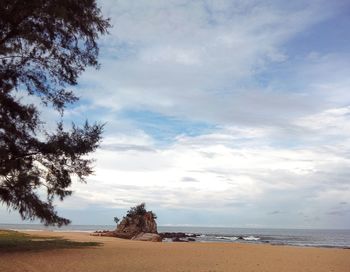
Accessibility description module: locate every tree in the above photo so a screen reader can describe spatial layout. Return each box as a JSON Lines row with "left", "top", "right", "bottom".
{"left": 113, "top": 217, "right": 120, "bottom": 225}
{"left": 0, "top": 0, "right": 110, "bottom": 226}
{"left": 126, "top": 203, "right": 157, "bottom": 219}
{"left": 126, "top": 203, "right": 147, "bottom": 217}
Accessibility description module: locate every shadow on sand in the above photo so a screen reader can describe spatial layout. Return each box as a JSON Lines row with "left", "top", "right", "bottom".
{"left": 0, "top": 229, "right": 101, "bottom": 253}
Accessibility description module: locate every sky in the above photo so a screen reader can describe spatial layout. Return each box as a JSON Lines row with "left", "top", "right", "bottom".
{"left": 2, "top": 0, "right": 350, "bottom": 229}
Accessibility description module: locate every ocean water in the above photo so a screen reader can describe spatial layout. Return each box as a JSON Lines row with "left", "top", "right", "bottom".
{"left": 1, "top": 224, "right": 349, "bottom": 249}
{"left": 159, "top": 226, "right": 350, "bottom": 249}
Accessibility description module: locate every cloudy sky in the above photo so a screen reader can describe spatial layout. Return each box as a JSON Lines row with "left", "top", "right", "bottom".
{"left": 2, "top": 0, "right": 350, "bottom": 229}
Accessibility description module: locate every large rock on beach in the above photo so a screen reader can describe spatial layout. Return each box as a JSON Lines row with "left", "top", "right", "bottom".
{"left": 114, "top": 211, "right": 158, "bottom": 239}
{"left": 95, "top": 203, "right": 160, "bottom": 242}
{"left": 131, "top": 232, "right": 162, "bottom": 242}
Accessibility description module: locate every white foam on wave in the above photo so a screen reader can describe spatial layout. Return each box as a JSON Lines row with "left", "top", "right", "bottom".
{"left": 216, "top": 236, "right": 238, "bottom": 241}
{"left": 243, "top": 236, "right": 260, "bottom": 241}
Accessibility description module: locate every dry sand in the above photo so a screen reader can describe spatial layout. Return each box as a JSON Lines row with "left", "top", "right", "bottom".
{"left": 0, "top": 231, "right": 349, "bottom": 272}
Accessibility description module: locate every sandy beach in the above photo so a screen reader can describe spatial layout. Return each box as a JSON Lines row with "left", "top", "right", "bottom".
{"left": 0, "top": 231, "right": 349, "bottom": 272}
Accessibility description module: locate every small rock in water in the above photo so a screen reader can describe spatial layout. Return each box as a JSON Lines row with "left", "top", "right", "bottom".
{"left": 172, "top": 237, "right": 188, "bottom": 242}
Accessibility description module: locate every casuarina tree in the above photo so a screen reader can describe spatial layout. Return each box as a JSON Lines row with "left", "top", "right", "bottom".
{"left": 0, "top": 0, "right": 111, "bottom": 226}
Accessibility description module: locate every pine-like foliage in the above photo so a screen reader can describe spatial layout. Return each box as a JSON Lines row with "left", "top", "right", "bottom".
{"left": 0, "top": 0, "right": 110, "bottom": 226}
{"left": 126, "top": 203, "right": 157, "bottom": 219}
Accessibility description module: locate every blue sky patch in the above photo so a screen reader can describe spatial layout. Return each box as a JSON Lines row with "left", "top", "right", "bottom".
{"left": 120, "top": 109, "right": 216, "bottom": 144}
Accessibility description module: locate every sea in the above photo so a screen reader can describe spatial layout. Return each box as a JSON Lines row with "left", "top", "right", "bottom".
{"left": 1, "top": 224, "right": 349, "bottom": 249}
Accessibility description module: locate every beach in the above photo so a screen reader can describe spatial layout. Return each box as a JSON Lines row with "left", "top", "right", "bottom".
{"left": 0, "top": 231, "right": 349, "bottom": 272}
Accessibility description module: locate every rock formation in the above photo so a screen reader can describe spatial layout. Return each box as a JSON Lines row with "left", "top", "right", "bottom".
{"left": 159, "top": 232, "right": 199, "bottom": 242}
{"left": 95, "top": 203, "right": 161, "bottom": 242}
{"left": 132, "top": 232, "right": 162, "bottom": 242}
{"left": 114, "top": 210, "right": 158, "bottom": 240}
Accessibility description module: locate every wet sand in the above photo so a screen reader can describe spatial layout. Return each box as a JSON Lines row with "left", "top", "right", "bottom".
{"left": 0, "top": 231, "right": 349, "bottom": 272}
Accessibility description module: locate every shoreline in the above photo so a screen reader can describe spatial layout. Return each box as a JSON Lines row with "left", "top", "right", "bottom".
{"left": 2, "top": 228, "right": 350, "bottom": 250}
{"left": 21, "top": 230, "right": 350, "bottom": 248}
{"left": 1, "top": 231, "right": 349, "bottom": 272}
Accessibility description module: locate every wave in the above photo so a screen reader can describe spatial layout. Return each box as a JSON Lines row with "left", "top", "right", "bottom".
{"left": 215, "top": 235, "right": 260, "bottom": 241}
{"left": 243, "top": 236, "right": 260, "bottom": 241}
{"left": 216, "top": 236, "right": 238, "bottom": 241}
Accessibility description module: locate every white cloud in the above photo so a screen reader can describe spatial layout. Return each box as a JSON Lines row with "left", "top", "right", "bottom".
{"left": 77, "top": 0, "right": 341, "bottom": 127}
{"left": 61, "top": 105, "right": 350, "bottom": 227}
